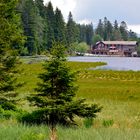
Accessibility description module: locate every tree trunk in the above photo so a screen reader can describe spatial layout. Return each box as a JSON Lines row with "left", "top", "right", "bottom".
{"left": 50, "top": 126, "right": 57, "bottom": 140}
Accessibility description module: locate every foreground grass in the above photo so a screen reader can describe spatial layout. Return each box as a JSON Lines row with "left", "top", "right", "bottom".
{"left": 0, "top": 122, "right": 140, "bottom": 140}
{"left": 2, "top": 60, "right": 140, "bottom": 139}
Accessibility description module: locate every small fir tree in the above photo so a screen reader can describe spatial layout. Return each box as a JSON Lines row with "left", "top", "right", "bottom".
{"left": 27, "top": 42, "right": 102, "bottom": 140}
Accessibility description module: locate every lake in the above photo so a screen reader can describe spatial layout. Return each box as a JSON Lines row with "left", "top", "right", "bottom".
{"left": 69, "top": 56, "right": 140, "bottom": 71}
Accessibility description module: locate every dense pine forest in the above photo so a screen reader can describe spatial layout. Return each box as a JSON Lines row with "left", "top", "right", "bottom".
{"left": 16, "top": 0, "right": 139, "bottom": 55}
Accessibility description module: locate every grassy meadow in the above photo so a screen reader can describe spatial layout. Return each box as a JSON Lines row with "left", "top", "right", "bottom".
{"left": 1, "top": 58, "right": 140, "bottom": 140}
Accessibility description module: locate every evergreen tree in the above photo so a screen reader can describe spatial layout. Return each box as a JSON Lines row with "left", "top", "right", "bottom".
{"left": 54, "top": 8, "right": 66, "bottom": 44}
{"left": 18, "top": 0, "right": 43, "bottom": 55}
{"left": 114, "top": 20, "right": 119, "bottom": 30}
{"left": 112, "top": 20, "right": 122, "bottom": 40}
{"left": 35, "top": 0, "right": 46, "bottom": 18}
{"left": 27, "top": 43, "right": 102, "bottom": 139}
{"left": 85, "top": 23, "right": 94, "bottom": 45}
{"left": 106, "top": 20, "right": 113, "bottom": 40}
{"left": 0, "top": 0, "right": 24, "bottom": 109}
{"left": 96, "top": 19, "right": 104, "bottom": 38}
{"left": 120, "top": 21, "right": 128, "bottom": 41}
{"left": 18, "top": 0, "right": 35, "bottom": 55}
{"left": 66, "top": 12, "right": 79, "bottom": 48}
{"left": 103, "top": 17, "right": 108, "bottom": 40}
{"left": 45, "top": 1, "right": 55, "bottom": 49}
{"left": 78, "top": 24, "right": 87, "bottom": 43}
{"left": 35, "top": 0, "right": 48, "bottom": 53}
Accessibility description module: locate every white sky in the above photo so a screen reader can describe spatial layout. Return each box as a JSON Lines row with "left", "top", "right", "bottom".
{"left": 128, "top": 25, "right": 140, "bottom": 35}
{"left": 44, "top": 0, "right": 76, "bottom": 21}
{"left": 44, "top": 0, "right": 140, "bottom": 34}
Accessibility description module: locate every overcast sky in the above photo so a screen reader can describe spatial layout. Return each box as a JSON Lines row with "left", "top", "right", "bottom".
{"left": 44, "top": 0, "right": 140, "bottom": 34}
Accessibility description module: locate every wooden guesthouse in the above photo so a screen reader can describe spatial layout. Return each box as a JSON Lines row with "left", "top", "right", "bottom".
{"left": 92, "top": 41, "right": 138, "bottom": 56}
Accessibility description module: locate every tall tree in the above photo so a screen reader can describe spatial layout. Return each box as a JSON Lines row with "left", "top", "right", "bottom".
{"left": 35, "top": 0, "right": 46, "bottom": 18}
{"left": 45, "top": 1, "right": 55, "bottom": 49}
{"left": 85, "top": 23, "right": 94, "bottom": 45}
{"left": 96, "top": 19, "right": 104, "bottom": 38}
{"left": 66, "top": 12, "right": 79, "bottom": 48}
{"left": 106, "top": 20, "right": 113, "bottom": 40}
{"left": 0, "top": 0, "right": 24, "bottom": 109}
{"left": 114, "top": 20, "right": 119, "bottom": 30}
{"left": 54, "top": 8, "right": 66, "bottom": 44}
{"left": 17, "top": 0, "right": 35, "bottom": 55}
{"left": 112, "top": 20, "right": 122, "bottom": 40}
{"left": 34, "top": 0, "right": 48, "bottom": 53}
{"left": 27, "top": 43, "right": 102, "bottom": 140}
{"left": 103, "top": 17, "right": 108, "bottom": 40}
{"left": 17, "top": 0, "right": 45, "bottom": 55}
{"left": 78, "top": 24, "right": 87, "bottom": 43}
{"left": 120, "top": 21, "right": 128, "bottom": 41}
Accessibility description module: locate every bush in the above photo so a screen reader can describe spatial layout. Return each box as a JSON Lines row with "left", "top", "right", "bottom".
{"left": 75, "top": 42, "right": 89, "bottom": 54}
{"left": 20, "top": 110, "right": 48, "bottom": 125}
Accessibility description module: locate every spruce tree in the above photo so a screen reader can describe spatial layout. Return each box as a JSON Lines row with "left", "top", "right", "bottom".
{"left": 54, "top": 8, "right": 66, "bottom": 44}
{"left": 112, "top": 20, "right": 122, "bottom": 41}
{"left": 106, "top": 20, "right": 113, "bottom": 40}
{"left": 0, "top": 0, "right": 24, "bottom": 110}
{"left": 85, "top": 23, "right": 94, "bottom": 45}
{"left": 18, "top": 0, "right": 45, "bottom": 55}
{"left": 66, "top": 12, "right": 79, "bottom": 48}
{"left": 27, "top": 42, "right": 102, "bottom": 140}
{"left": 114, "top": 20, "right": 119, "bottom": 30}
{"left": 78, "top": 24, "right": 87, "bottom": 43}
{"left": 35, "top": 0, "right": 46, "bottom": 18}
{"left": 45, "top": 1, "right": 55, "bottom": 49}
{"left": 120, "top": 21, "right": 128, "bottom": 41}
{"left": 34, "top": 0, "right": 48, "bottom": 53}
{"left": 103, "top": 17, "right": 108, "bottom": 40}
{"left": 96, "top": 19, "right": 104, "bottom": 38}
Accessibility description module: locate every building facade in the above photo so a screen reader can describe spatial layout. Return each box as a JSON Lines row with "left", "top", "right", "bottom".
{"left": 92, "top": 41, "right": 138, "bottom": 56}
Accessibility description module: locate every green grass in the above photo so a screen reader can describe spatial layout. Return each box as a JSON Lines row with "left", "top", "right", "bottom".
{"left": 0, "top": 122, "right": 140, "bottom": 140}
{"left": 77, "top": 70, "right": 140, "bottom": 130}
{"left": 17, "top": 61, "right": 106, "bottom": 93}
{"left": 2, "top": 60, "right": 140, "bottom": 139}
{"left": 0, "top": 120, "right": 49, "bottom": 140}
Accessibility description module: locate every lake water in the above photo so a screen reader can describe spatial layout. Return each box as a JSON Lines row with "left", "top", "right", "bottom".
{"left": 69, "top": 56, "right": 140, "bottom": 71}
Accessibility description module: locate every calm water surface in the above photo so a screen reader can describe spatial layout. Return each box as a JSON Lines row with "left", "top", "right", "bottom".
{"left": 69, "top": 56, "right": 140, "bottom": 71}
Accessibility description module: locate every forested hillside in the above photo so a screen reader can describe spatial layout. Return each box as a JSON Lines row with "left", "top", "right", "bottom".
{"left": 95, "top": 18, "right": 138, "bottom": 42}
{"left": 16, "top": 0, "right": 139, "bottom": 55}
